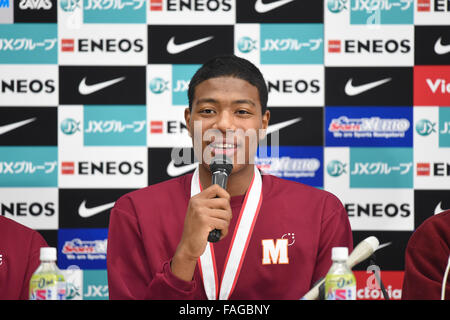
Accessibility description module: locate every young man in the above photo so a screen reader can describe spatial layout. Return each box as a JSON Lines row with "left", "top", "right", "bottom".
{"left": 0, "top": 216, "right": 48, "bottom": 300}
{"left": 107, "top": 55, "right": 352, "bottom": 299}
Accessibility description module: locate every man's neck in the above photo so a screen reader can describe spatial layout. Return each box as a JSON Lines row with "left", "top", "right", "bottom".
{"left": 198, "top": 164, "right": 254, "bottom": 197}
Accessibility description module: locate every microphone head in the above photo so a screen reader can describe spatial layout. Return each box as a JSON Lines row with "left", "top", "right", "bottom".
{"left": 364, "top": 236, "right": 380, "bottom": 252}
{"left": 210, "top": 155, "right": 233, "bottom": 175}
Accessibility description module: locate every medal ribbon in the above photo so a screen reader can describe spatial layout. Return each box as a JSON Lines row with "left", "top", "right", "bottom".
{"left": 190, "top": 165, "right": 263, "bottom": 300}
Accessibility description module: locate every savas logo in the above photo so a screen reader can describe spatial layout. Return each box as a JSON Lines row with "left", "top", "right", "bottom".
{"left": 19, "top": 0, "right": 53, "bottom": 9}
{"left": 61, "top": 161, "right": 144, "bottom": 176}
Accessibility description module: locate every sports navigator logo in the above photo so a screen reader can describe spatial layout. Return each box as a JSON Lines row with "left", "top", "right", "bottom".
{"left": 325, "top": 106, "right": 413, "bottom": 147}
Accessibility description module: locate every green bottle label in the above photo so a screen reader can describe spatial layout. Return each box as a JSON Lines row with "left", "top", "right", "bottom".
{"left": 325, "top": 274, "right": 356, "bottom": 300}
{"left": 29, "top": 273, "right": 66, "bottom": 300}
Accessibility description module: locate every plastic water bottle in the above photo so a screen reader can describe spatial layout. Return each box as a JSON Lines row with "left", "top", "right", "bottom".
{"left": 324, "top": 247, "right": 356, "bottom": 300}
{"left": 29, "top": 247, "right": 66, "bottom": 300}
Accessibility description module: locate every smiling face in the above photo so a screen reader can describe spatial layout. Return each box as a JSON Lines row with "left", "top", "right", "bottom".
{"left": 185, "top": 76, "right": 270, "bottom": 175}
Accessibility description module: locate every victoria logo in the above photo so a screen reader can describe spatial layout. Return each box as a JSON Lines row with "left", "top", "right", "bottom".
{"left": 166, "top": 36, "right": 214, "bottom": 54}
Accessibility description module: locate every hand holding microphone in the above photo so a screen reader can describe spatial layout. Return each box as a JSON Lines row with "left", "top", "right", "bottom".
{"left": 208, "top": 156, "right": 233, "bottom": 242}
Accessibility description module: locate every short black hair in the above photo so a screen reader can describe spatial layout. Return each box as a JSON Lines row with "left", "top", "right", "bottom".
{"left": 188, "top": 55, "right": 268, "bottom": 114}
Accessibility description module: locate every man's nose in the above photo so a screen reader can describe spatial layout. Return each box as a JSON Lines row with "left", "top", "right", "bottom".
{"left": 213, "top": 110, "right": 235, "bottom": 133}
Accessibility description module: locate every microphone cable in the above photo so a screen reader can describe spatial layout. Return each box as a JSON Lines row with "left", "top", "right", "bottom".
{"left": 441, "top": 255, "right": 450, "bottom": 300}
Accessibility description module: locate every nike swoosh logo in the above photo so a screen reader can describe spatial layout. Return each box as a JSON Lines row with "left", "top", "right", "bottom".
{"left": 78, "top": 76, "right": 125, "bottom": 95}
{"left": 434, "top": 37, "right": 450, "bottom": 55}
{"left": 167, "top": 161, "right": 198, "bottom": 177}
{"left": 0, "top": 118, "right": 36, "bottom": 135}
{"left": 254, "top": 0, "right": 295, "bottom": 13}
{"left": 434, "top": 201, "right": 449, "bottom": 215}
{"left": 266, "top": 117, "right": 302, "bottom": 134}
{"left": 344, "top": 78, "right": 392, "bottom": 96}
{"left": 78, "top": 200, "right": 115, "bottom": 218}
{"left": 376, "top": 242, "right": 392, "bottom": 251}
{"left": 166, "top": 36, "right": 214, "bottom": 55}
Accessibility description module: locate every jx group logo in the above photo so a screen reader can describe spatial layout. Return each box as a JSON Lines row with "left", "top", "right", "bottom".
{"left": 59, "top": 105, "right": 147, "bottom": 147}
{"left": 235, "top": 23, "right": 323, "bottom": 65}
{"left": 255, "top": 146, "right": 323, "bottom": 187}
{"left": 325, "top": 147, "right": 413, "bottom": 189}
{"left": 59, "top": 0, "right": 146, "bottom": 23}
{"left": 326, "top": 0, "right": 414, "bottom": 25}
{"left": 414, "top": 107, "right": 450, "bottom": 149}
{"left": 147, "top": 64, "right": 200, "bottom": 106}
{"left": 414, "top": 66, "right": 450, "bottom": 106}
{"left": 0, "top": 23, "right": 57, "bottom": 63}
{"left": 325, "top": 106, "right": 413, "bottom": 147}
{"left": 0, "top": 146, "right": 57, "bottom": 187}
{"left": 58, "top": 228, "right": 108, "bottom": 269}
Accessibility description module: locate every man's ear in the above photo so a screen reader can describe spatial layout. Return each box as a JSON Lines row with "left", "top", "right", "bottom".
{"left": 259, "top": 109, "right": 270, "bottom": 140}
{"left": 184, "top": 107, "right": 192, "bottom": 137}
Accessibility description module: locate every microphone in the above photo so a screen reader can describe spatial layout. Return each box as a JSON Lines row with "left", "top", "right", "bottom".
{"left": 207, "top": 156, "right": 233, "bottom": 243}
{"left": 301, "top": 236, "right": 379, "bottom": 300}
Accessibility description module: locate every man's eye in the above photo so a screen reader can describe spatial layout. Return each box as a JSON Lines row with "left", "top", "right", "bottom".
{"left": 236, "top": 109, "right": 250, "bottom": 115}
{"left": 200, "top": 109, "right": 214, "bottom": 114}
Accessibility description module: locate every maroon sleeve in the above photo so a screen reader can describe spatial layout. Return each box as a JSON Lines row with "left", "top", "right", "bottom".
{"left": 107, "top": 199, "right": 197, "bottom": 300}
{"left": 19, "top": 229, "right": 48, "bottom": 300}
{"left": 311, "top": 194, "right": 354, "bottom": 287}
{"left": 402, "top": 211, "right": 450, "bottom": 300}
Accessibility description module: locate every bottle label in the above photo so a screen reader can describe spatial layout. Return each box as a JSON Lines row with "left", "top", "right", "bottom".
{"left": 29, "top": 274, "right": 66, "bottom": 300}
{"left": 325, "top": 274, "right": 356, "bottom": 300}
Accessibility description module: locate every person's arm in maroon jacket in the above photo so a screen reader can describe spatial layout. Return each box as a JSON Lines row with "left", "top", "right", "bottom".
{"left": 106, "top": 196, "right": 197, "bottom": 300}
{"left": 402, "top": 211, "right": 450, "bottom": 300}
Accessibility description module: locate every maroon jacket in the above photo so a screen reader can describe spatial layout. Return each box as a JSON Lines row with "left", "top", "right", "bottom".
{"left": 107, "top": 172, "right": 353, "bottom": 299}
{"left": 402, "top": 210, "right": 450, "bottom": 300}
{"left": 0, "top": 216, "right": 48, "bottom": 300}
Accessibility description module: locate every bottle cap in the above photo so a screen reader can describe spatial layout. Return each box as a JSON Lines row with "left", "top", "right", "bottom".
{"left": 40, "top": 247, "right": 57, "bottom": 261}
{"left": 332, "top": 247, "right": 348, "bottom": 261}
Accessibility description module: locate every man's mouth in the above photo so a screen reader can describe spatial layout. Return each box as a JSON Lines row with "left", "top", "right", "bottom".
{"left": 207, "top": 141, "right": 239, "bottom": 156}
